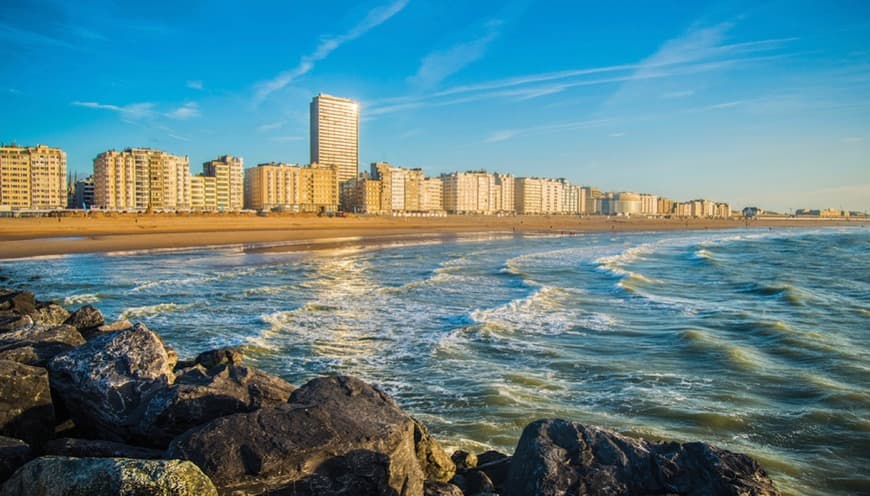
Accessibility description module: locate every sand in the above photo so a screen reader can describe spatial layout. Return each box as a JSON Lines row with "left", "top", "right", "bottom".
{"left": 0, "top": 212, "right": 864, "bottom": 260}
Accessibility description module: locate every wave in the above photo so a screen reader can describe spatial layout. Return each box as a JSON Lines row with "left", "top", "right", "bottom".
{"left": 119, "top": 301, "right": 200, "bottom": 320}
{"left": 62, "top": 293, "right": 102, "bottom": 306}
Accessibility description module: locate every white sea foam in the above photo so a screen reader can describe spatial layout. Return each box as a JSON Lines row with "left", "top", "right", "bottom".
{"left": 119, "top": 301, "right": 199, "bottom": 319}
{"left": 62, "top": 293, "right": 101, "bottom": 306}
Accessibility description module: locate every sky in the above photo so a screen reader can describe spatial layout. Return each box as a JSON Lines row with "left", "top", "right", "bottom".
{"left": 1, "top": 0, "right": 869, "bottom": 212}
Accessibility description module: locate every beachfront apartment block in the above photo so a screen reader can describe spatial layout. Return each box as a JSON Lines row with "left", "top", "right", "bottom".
{"left": 202, "top": 155, "right": 244, "bottom": 211}
{"left": 441, "top": 170, "right": 515, "bottom": 214}
{"left": 0, "top": 144, "right": 67, "bottom": 209}
{"left": 367, "top": 162, "right": 443, "bottom": 214}
{"left": 244, "top": 162, "right": 339, "bottom": 212}
{"left": 93, "top": 148, "right": 191, "bottom": 211}
{"left": 311, "top": 94, "right": 359, "bottom": 184}
{"left": 514, "top": 177, "right": 566, "bottom": 214}
{"left": 340, "top": 175, "right": 383, "bottom": 214}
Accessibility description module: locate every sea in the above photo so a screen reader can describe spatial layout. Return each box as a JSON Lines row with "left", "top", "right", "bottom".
{"left": 2, "top": 226, "right": 867, "bottom": 495}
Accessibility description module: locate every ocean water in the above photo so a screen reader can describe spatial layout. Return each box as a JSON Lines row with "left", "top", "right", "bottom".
{"left": 2, "top": 227, "right": 868, "bottom": 495}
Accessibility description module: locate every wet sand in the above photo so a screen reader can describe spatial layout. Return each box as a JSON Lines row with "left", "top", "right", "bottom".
{"left": 0, "top": 212, "right": 863, "bottom": 259}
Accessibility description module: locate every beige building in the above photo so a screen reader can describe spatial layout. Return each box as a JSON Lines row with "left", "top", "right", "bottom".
{"left": 93, "top": 148, "right": 190, "bottom": 211}
{"left": 244, "top": 162, "right": 338, "bottom": 212}
{"left": 493, "top": 173, "right": 515, "bottom": 213}
{"left": 582, "top": 186, "right": 604, "bottom": 214}
{"left": 421, "top": 177, "right": 444, "bottom": 212}
{"left": 442, "top": 171, "right": 496, "bottom": 214}
{"left": 190, "top": 175, "right": 217, "bottom": 211}
{"left": 657, "top": 197, "right": 675, "bottom": 216}
{"left": 0, "top": 144, "right": 67, "bottom": 209}
{"left": 202, "top": 155, "right": 243, "bottom": 210}
{"left": 515, "top": 177, "right": 565, "bottom": 214}
{"left": 311, "top": 94, "right": 359, "bottom": 183}
{"left": 369, "top": 162, "right": 441, "bottom": 214}
{"left": 640, "top": 193, "right": 659, "bottom": 216}
{"left": 340, "top": 175, "right": 384, "bottom": 214}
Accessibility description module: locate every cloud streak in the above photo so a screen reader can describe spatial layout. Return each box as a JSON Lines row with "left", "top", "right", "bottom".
{"left": 409, "top": 20, "right": 502, "bottom": 88}
{"left": 253, "top": 0, "right": 408, "bottom": 104}
{"left": 72, "top": 100, "right": 200, "bottom": 120}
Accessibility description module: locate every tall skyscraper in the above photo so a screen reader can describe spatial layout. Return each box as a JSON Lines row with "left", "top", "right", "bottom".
{"left": 310, "top": 94, "right": 359, "bottom": 183}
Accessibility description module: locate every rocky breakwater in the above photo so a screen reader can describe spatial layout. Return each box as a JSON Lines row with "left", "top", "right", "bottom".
{"left": 0, "top": 286, "right": 782, "bottom": 495}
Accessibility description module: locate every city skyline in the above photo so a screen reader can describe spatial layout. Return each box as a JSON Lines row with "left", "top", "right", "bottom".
{"left": 1, "top": 1, "right": 868, "bottom": 212}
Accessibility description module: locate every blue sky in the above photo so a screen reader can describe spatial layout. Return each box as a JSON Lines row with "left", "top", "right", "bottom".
{"left": 1, "top": 0, "right": 868, "bottom": 212}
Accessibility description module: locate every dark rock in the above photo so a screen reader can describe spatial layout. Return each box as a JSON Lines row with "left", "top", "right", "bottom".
{"left": 0, "top": 314, "right": 30, "bottom": 333}
{"left": 474, "top": 455, "right": 511, "bottom": 493}
{"left": 465, "top": 470, "right": 496, "bottom": 495}
{"left": 168, "top": 375, "right": 424, "bottom": 495}
{"left": 81, "top": 318, "right": 133, "bottom": 340}
{"left": 43, "top": 438, "right": 164, "bottom": 459}
{"left": 48, "top": 323, "right": 176, "bottom": 444}
{"left": 504, "top": 418, "right": 781, "bottom": 496}
{"left": 0, "top": 323, "right": 85, "bottom": 367}
{"left": 63, "top": 304, "right": 105, "bottom": 331}
{"left": 195, "top": 346, "right": 244, "bottom": 368}
{"left": 477, "top": 450, "right": 509, "bottom": 466}
{"left": 413, "top": 417, "right": 455, "bottom": 482}
{"left": 0, "top": 437, "right": 31, "bottom": 484}
{"left": 452, "top": 450, "right": 478, "bottom": 471}
{"left": 425, "top": 480, "right": 465, "bottom": 496}
{"left": 0, "top": 456, "right": 218, "bottom": 496}
{"left": 0, "top": 360, "right": 55, "bottom": 447}
{"left": 32, "top": 302, "right": 71, "bottom": 326}
{"left": 136, "top": 363, "right": 296, "bottom": 447}
{"left": 0, "top": 292, "right": 35, "bottom": 317}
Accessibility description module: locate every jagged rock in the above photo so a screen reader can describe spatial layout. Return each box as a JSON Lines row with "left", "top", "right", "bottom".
{"left": 0, "top": 437, "right": 31, "bottom": 483}
{"left": 473, "top": 453, "right": 511, "bottom": 493}
{"left": 43, "top": 438, "right": 164, "bottom": 459}
{"left": 0, "top": 456, "right": 218, "bottom": 496}
{"left": 504, "top": 419, "right": 781, "bottom": 496}
{"left": 63, "top": 304, "right": 104, "bottom": 332}
{"left": 136, "top": 363, "right": 296, "bottom": 447}
{"left": 452, "top": 450, "right": 478, "bottom": 471}
{"left": 0, "top": 291, "right": 35, "bottom": 317}
{"left": 465, "top": 470, "right": 496, "bottom": 495}
{"left": 425, "top": 481, "right": 464, "bottom": 496}
{"left": 168, "top": 375, "right": 425, "bottom": 495}
{"left": 195, "top": 347, "right": 244, "bottom": 368}
{"left": 477, "top": 450, "right": 509, "bottom": 466}
{"left": 32, "top": 302, "right": 71, "bottom": 326}
{"left": 0, "top": 360, "right": 54, "bottom": 447}
{"left": 81, "top": 318, "right": 132, "bottom": 340}
{"left": 0, "top": 323, "right": 85, "bottom": 367}
{"left": 48, "top": 323, "right": 176, "bottom": 444}
{"left": 0, "top": 314, "right": 30, "bottom": 333}
{"left": 413, "top": 417, "right": 456, "bottom": 482}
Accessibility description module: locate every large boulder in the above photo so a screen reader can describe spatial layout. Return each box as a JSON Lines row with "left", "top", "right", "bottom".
{"left": 0, "top": 437, "right": 31, "bottom": 484}
{"left": 43, "top": 438, "right": 164, "bottom": 459}
{"left": 0, "top": 323, "right": 85, "bottom": 367}
{"left": 0, "top": 360, "right": 54, "bottom": 447}
{"left": 504, "top": 419, "right": 781, "bottom": 496}
{"left": 0, "top": 314, "right": 31, "bottom": 333}
{"left": 412, "top": 417, "right": 455, "bottom": 482}
{"left": 63, "top": 305, "right": 105, "bottom": 332}
{"left": 0, "top": 456, "right": 218, "bottom": 496}
{"left": 48, "top": 323, "right": 176, "bottom": 444}
{"left": 136, "top": 363, "right": 296, "bottom": 447}
{"left": 32, "top": 302, "right": 71, "bottom": 326}
{"left": 168, "top": 375, "right": 425, "bottom": 495}
{"left": 0, "top": 291, "right": 36, "bottom": 317}
{"left": 81, "top": 318, "right": 133, "bottom": 341}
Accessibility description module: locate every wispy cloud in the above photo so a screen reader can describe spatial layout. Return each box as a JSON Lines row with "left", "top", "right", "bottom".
{"left": 253, "top": 0, "right": 408, "bottom": 104}
{"left": 662, "top": 90, "right": 695, "bottom": 99}
{"left": 72, "top": 100, "right": 200, "bottom": 120}
{"left": 609, "top": 132, "right": 626, "bottom": 137}
{"left": 271, "top": 135, "right": 304, "bottom": 142}
{"left": 167, "top": 133, "right": 191, "bottom": 142}
{"left": 257, "top": 121, "right": 286, "bottom": 133}
{"left": 841, "top": 136, "right": 864, "bottom": 143}
{"left": 485, "top": 118, "right": 613, "bottom": 143}
{"left": 186, "top": 80, "right": 203, "bottom": 90}
{"left": 409, "top": 19, "right": 502, "bottom": 88}
{"left": 166, "top": 102, "right": 200, "bottom": 120}
{"left": 0, "top": 22, "right": 75, "bottom": 50}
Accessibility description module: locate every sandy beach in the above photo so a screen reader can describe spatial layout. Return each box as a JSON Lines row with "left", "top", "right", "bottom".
{"left": 0, "top": 212, "right": 864, "bottom": 260}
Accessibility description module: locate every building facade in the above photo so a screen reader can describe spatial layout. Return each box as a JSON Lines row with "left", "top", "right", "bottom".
{"left": 0, "top": 144, "right": 67, "bottom": 209}
{"left": 70, "top": 176, "right": 94, "bottom": 209}
{"left": 244, "top": 162, "right": 338, "bottom": 212}
{"left": 202, "top": 155, "right": 243, "bottom": 210}
{"left": 515, "top": 177, "right": 565, "bottom": 214}
{"left": 442, "top": 171, "right": 496, "bottom": 214}
{"left": 93, "top": 148, "right": 190, "bottom": 211}
{"left": 310, "top": 94, "right": 359, "bottom": 183}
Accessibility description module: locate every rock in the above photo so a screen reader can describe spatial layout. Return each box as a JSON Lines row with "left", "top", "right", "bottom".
{"left": 0, "top": 437, "right": 31, "bottom": 484}
{"left": 0, "top": 360, "right": 54, "bottom": 447}
{"left": 32, "top": 302, "right": 71, "bottom": 326}
{"left": 477, "top": 450, "right": 509, "bottom": 466}
{"left": 452, "top": 450, "right": 478, "bottom": 471}
{"left": 168, "top": 375, "right": 425, "bottom": 495}
{"left": 43, "top": 438, "right": 164, "bottom": 459}
{"left": 504, "top": 419, "right": 781, "bottom": 496}
{"left": 136, "top": 363, "right": 295, "bottom": 447}
{"left": 413, "top": 417, "right": 456, "bottom": 482}
{"left": 0, "top": 292, "right": 35, "bottom": 317}
{"left": 465, "top": 470, "right": 496, "bottom": 495}
{"left": 0, "top": 323, "right": 85, "bottom": 367}
{"left": 81, "top": 318, "right": 133, "bottom": 340}
{"left": 473, "top": 454, "right": 511, "bottom": 493}
{"left": 0, "top": 314, "right": 30, "bottom": 333}
{"left": 48, "top": 323, "right": 176, "bottom": 444}
{"left": 425, "top": 480, "right": 465, "bottom": 496}
{"left": 63, "top": 304, "right": 105, "bottom": 331}
{"left": 0, "top": 456, "right": 218, "bottom": 496}
{"left": 195, "top": 346, "right": 244, "bottom": 368}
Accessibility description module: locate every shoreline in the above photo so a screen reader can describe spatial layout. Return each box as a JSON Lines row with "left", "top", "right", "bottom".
{"left": 0, "top": 213, "right": 865, "bottom": 259}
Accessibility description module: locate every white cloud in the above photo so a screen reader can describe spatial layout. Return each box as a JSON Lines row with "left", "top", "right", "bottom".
{"left": 253, "top": 0, "right": 408, "bottom": 104}
{"left": 609, "top": 132, "right": 625, "bottom": 137}
{"left": 662, "top": 90, "right": 695, "bottom": 99}
{"left": 168, "top": 133, "right": 191, "bottom": 142}
{"left": 841, "top": 136, "right": 864, "bottom": 143}
{"left": 72, "top": 100, "right": 156, "bottom": 119}
{"left": 271, "top": 135, "right": 304, "bottom": 142}
{"left": 409, "top": 20, "right": 502, "bottom": 88}
{"left": 166, "top": 102, "right": 200, "bottom": 120}
{"left": 485, "top": 118, "right": 613, "bottom": 143}
{"left": 186, "top": 80, "right": 203, "bottom": 90}
{"left": 257, "top": 121, "right": 286, "bottom": 133}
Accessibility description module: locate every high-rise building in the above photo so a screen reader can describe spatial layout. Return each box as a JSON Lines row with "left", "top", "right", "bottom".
{"left": 310, "top": 94, "right": 359, "bottom": 183}
{"left": 441, "top": 171, "right": 496, "bottom": 214}
{"left": 203, "top": 155, "right": 244, "bottom": 210}
{"left": 70, "top": 176, "right": 94, "bottom": 209}
{"left": 0, "top": 144, "right": 67, "bottom": 209}
{"left": 515, "top": 177, "right": 565, "bottom": 214}
{"left": 93, "top": 148, "right": 190, "bottom": 211}
{"left": 421, "top": 177, "right": 444, "bottom": 212}
{"left": 244, "top": 163, "right": 338, "bottom": 212}
{"left": 493, "top": 173, "right": 515, "bottom": 213}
